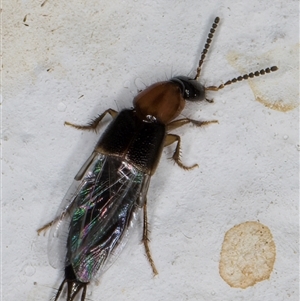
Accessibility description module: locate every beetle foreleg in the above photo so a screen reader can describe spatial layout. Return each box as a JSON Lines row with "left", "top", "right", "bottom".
{"left": 164, "top": 134, "right": 199, "bottom": 170}
{"left": 143, "top": 199, "right": 158, "bottom": 276}
{"left": 167, "top": 118, "right": 218, "bottom": 131}
{"left": 65, "top": 108, "right": 118, "bottom": 131}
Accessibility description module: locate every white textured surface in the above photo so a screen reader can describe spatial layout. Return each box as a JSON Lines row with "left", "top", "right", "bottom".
{"left": 3, "top": 1, "right": 299, "bottom": 301}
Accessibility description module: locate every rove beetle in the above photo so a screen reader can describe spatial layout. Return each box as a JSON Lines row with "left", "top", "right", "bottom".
{"left": 38, "top": 17, "right": 278, "bottom": 301}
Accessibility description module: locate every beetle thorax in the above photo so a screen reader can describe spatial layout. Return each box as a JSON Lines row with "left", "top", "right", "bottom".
{"left": 133, "top": 81, "right": 185, "bottom": 124}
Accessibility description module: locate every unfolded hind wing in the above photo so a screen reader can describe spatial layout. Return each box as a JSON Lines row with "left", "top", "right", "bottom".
{"left": 48, "top": 153, "right": 149, "bottom": 283}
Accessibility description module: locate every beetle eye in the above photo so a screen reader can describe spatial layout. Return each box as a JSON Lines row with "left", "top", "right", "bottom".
{"left": 170, "top": 76, "right": 205, "bottom": 101}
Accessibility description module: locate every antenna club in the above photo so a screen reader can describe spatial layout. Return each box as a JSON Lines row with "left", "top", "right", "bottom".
{"left": 270, "top": 66, "right": 278, "bottom": 72}
{"left": 214, "top": 17, "right": 220, "bottom": 24}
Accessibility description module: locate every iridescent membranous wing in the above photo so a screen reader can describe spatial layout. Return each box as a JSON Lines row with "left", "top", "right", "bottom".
{"left": 48, "top": 153, "right": 150, "bottom": 283}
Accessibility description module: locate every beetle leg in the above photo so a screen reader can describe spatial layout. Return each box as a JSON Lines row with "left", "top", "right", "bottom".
{"left": 143, "top": 198, "right": 158, "bottom": 276}
{"left": 37, "top": 215, "right": 62, "bottom": 235}
{"left": 167, "top": 118, "right": 218, "bottom": 131}
{"left": 37, "top": 210, "right": 69, "bottom": 235}
{"left": 65, "top": 108, "right": 118, "bottom": 131}
{"left": 165, "top": 117, "right": 218, "bottom": 170}
{"left": 164, "top": 134, "right": 199, "bottom": 170}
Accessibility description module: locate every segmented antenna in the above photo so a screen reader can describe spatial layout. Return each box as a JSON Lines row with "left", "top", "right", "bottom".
{"left": 206, "top": 66, "right": 278, "bottom": 91}
{"left": 194, "top": 17, "right": 220, "bottom": 80}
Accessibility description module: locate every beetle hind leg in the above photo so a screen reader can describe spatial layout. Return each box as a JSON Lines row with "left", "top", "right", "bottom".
{"left": 143, "top": 199, "right": 158, "bottom": 276}
{"left": 37, "top": 211, "right": 68, "bottom": 235}
{"left": 37, "top": 220, "right": 55, "bottom": 235}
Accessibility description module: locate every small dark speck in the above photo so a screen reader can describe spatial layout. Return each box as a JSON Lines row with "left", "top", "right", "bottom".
{"left": 41, "top": 0, "right": 49, "bottom": 7}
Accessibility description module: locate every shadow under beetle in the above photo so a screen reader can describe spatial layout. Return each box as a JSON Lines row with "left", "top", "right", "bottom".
{"left": 38, "top": 17, "right": 278, "bottom": 301}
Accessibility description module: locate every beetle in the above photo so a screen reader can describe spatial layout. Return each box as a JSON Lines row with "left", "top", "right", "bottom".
{"left": 38, "top": 17, "right": 277, "bottom": 301}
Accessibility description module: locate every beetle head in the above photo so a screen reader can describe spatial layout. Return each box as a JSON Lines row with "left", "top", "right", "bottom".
{"left": 170, "top": 76, "right": 206, "bottom": 101}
